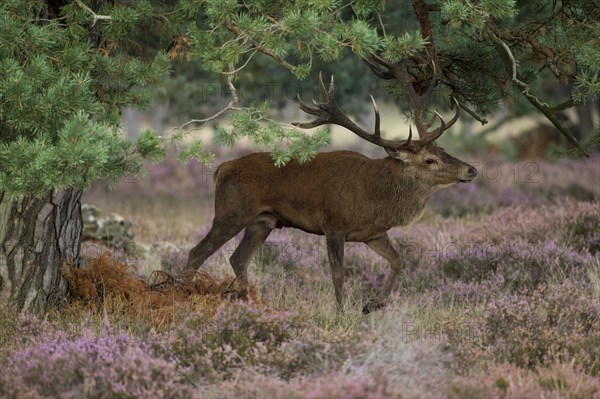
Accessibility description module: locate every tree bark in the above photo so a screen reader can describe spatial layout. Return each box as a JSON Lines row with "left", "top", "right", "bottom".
{"left": 0, "top": 188, "right": 82, "bottom": 312}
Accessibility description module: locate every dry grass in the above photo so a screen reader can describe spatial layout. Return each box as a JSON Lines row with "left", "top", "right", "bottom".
{"left": 0, "top": 309, "right": 19, "bottom": 356}
{"left": 591, "top": 267, "right": 600, "bottom": 301}
{"left": 61, "top": 252, "right": 263, "bottom": 330}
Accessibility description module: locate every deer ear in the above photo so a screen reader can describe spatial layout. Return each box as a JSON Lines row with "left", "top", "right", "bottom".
{"left": 385, "top": 147, "right": 413, "bottom": 163}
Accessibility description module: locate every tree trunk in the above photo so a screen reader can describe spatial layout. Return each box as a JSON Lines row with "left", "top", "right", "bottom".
{"left": 0, "top": 188, "right": 83, "bottom": 313}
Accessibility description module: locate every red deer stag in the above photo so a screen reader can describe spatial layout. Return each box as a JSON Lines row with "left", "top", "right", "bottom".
{"left": 186, "top": 72, "right": 477, "bottom": 313}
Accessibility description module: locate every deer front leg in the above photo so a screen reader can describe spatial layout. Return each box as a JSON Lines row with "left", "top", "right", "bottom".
{"left": 363, "top": 233, "right": 401, "bottom": 314}
{"left": 325, "top": 233, "right": 346, "bottom": 311}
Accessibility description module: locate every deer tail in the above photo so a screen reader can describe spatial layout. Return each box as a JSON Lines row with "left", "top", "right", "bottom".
{"left": 212, "top": 165, "right": 221, "bottom": 183}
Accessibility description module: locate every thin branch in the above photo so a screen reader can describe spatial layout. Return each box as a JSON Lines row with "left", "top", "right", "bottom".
{"left": 455, "top": 98, "right": 488, "bottom": 125}
{"left": 224, "top": 19, "right": 297, "bottom": 72}
{"left": 495, "top": 27, "right": 571, "bottom": 79}
{"left": 170, "top": 106, "right": 242, "bottom": 133}
{"left": 221, "top": 49, "right": 258, "bottom": 75}
{"left": 485, "top": 27, "right": 588, "bottom": 156}
{"left": 363, "top": 56, "right": 396, "bottom": 80}
{"left": 376, "top": 12, "right": 386, "bottom": 37}
{"left": 74, "top": 0, "right": 111, "bottom": 26}
{"left": 486, "top": 28, "right": 517, "bottom": 80}
{"left": 169, "top": 66, "right": 241, "bottom": 134}
{"left": 226, "top": 65, "right": 239, "bottom": 104}
{"left": 551, "top": 97, "right": 581, "bottom": 111}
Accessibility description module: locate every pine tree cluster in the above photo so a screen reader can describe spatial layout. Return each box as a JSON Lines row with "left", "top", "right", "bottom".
{"left": 2, "top": 0, "right": 599, "bottom": 198}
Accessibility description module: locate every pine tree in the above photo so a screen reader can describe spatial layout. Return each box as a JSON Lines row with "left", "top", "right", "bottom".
{"left": 0, "top": 0, "right": 169, "bottom": 311}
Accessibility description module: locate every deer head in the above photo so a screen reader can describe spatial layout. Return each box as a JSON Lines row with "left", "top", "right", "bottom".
{"left": 293, "top": 71, "right": 478, "bottom": 193}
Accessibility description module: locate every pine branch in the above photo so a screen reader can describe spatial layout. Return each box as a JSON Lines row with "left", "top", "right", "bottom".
{"left": 551, "top": 97, "right": 581, "bottom": 111}
{"left": 169, "top": 66, "right": 241, "bottom": 133}
{"left": 455, "top": 98, "right": 488, "bottom": 125}
{"left": 484, "top": 27, "right": 588, "bottom": 156}
{"left": 495, "top": 27, "right": 571, "bottom": 79}
{"left": 221, "top": 49, "right": 259, "bottom": 75}
{"left": 74, "top": 0, "right": 111, "bottom": 26}
{"left": 224, "top": 19, "right": 297, "bottom": 73}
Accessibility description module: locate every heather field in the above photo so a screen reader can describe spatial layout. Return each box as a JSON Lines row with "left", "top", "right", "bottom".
{"left": 1, "top": 150, "right": 600, "bottom": 398}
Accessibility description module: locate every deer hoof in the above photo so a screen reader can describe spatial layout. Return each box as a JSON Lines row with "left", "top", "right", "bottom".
{"left": 362, "top": 299, "right": 385, "bottom": 314}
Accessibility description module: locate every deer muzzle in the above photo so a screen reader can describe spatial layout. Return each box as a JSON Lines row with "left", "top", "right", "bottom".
{"left": 460, "top": 165, "right": 478, "bottom": 182}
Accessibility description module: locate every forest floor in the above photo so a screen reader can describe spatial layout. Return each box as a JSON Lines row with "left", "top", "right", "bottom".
{"left": 1, "top": 148, "right": 600, "bottom": 398}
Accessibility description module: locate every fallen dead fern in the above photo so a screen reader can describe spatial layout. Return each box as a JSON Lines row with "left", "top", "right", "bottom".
{"left": 62, "top": 252, "right": 262, "bottom": 329}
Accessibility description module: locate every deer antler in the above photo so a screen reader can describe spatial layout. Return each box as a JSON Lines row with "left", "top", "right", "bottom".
{"left": 396, "top": 60, "right": 460, "bottom": 143}
{"left": 366, "top": 55, "right": 460, "bottom": 143}
{"left": 398, "top": 59, "right": 458, "bottom": 143}
{"left": 293, "top": 73, "right": 412, "bottom": 151}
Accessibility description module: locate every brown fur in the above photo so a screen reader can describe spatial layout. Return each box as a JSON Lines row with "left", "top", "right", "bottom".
{"left": 187, "top": 142, "right": 476, "bottom": 312}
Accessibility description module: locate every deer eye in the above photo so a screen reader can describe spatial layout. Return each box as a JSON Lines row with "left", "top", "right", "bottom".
{"left": 425, "top": 159, "right": 438, "bottom": 165}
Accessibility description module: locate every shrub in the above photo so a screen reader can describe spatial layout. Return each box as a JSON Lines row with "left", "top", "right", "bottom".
{"left": 279, "top": 371, "right": 393, "bottom": 398}
{"left": 449, "top": 281, "right": 600, "bottom": 374}
{"left": 415, "top": 277, "right": 504, "bottom": 306}
{"left": 571, "top": 210, "right": 600, "bottom": 254}
{"left": 207, "top": 370, "right": 396, "bottom": 399}
{"left": 448, "top": 362, "right": 600, "bottom": 399}
{"left": 0, "top": 315, "right": 192, "bottom": 399}
{"left": 155, "top": 242, "right": 189, "bottom": 274}
{"left": 439, "top": 238, "right": 595, "bottom": 289}
{"left": 164, "top": 300, "right": 353, "bottom": 382}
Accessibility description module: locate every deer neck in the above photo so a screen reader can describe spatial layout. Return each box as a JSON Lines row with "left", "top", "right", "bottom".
{"left": 368, "top": 158, "right": 431, "bottom": 226}
{"left": 385, "top": 157, "right": 431, "bottom": 197}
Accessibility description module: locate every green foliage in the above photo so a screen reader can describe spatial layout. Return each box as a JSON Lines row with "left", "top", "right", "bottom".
{"left": 573, "top": 18, "right": 600, "bottom": 102}
{"left": 480, "top": 0, "right": 517, "bottom": 19}
{"left": 203, "top": 0, "right": 238, "bottom": 22}
{"left": 281, "top": 9, "right": 320, "bottom": 37}
{"left": 350, "top": 0, "right": 384, "bottom": 17}
{"left": 293, "top": 63, "right": 312, "bottom": 80}
{"left": 574, "top": 73, "right": 600, "bottom": 103}
{"left": 442, "top": 0, "right": 516, "bottom": 31}
{"left": 0, "top": 0, "right": 170, "bottom": 197}
{"left": 214, "top": 105, "right": 330, "bottom": 165}
{"left": 177, "top": 141, "right": 214, "bottom": 165}
{"left": 339, "top": 20, "right": 382, "bottom": 58}
{"left": 136, "top": 130, "right": 166, "bottom": 163}
{"left": 175, "top": 0, "right": 598, "bottom": 155}
{"left": 383, "top": 32, "right": 429, "bottom": 62}
{"left": 0, "top": 112, "right": 142, "bottom": 198}
{"left": 187, "top": 0, "right": 389, "bottom": 77}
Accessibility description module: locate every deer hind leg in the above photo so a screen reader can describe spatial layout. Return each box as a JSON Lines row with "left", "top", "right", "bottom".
{"left": 186, "top": 217, "right": 251, "bottom": 271}
{"left": 229, "top": 214, "right": 277, "bottom": 282}
{"left": 363, "top": 233, "right": 401, "bottom": 314}
{"left": 325, "top": 233, "right": 346, "bottom": 311}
